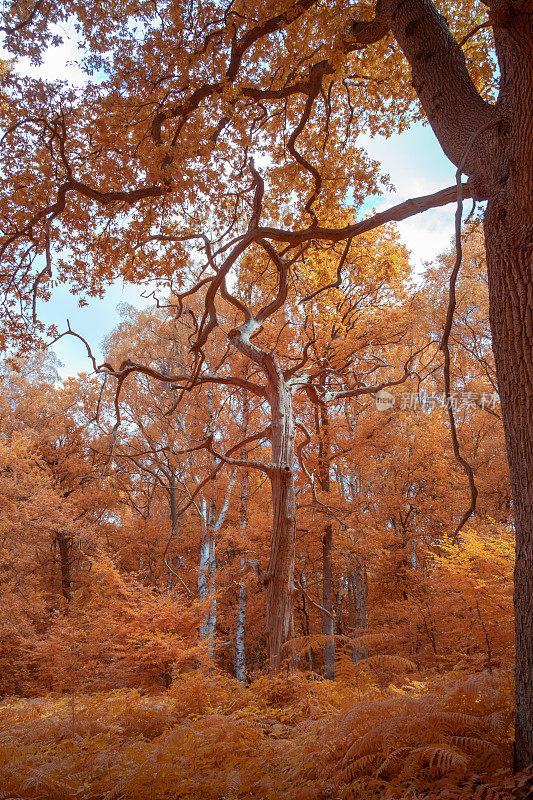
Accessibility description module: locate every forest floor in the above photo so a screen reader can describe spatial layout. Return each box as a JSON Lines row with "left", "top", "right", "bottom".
{"left": 0, "top": 666, "right": 529, "bottom": 800}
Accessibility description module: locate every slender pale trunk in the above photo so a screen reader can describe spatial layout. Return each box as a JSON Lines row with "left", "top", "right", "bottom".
{"left": 316, "top": 400, "right": 335, "bottom": 678}
{"left": 206, "top": 501, "right": 217, "bottom": 642}
{"left": 198, "top": 390, "right": 219, "bottom": 657}
{"left": 198, "top": 463, "right": 237, "bottom": 658}
{"left": 198, "top": 495, "right": 217, "bottom": 653}
{"left": 235, "top": 389, "right": 249, "bottom": 682}
{"left": 299, "top": 574, "right": 314, "bottom": 670}
{"left": 235, "top": 574, "right": 248, "bottom": 682}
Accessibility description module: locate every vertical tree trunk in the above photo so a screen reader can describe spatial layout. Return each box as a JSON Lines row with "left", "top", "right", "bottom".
{"left": 167, "top": 470, "right": 179, "bottom": 589}
{"left": 482, "top": 17, "right": 533, "bottom": 765}
{"left": 229, "top": 325, "right": 297, "bottom": 669}
{"left": 322, "top": 523, "right": 335, "bottom": 678}
{"left": 315, "top": 399, "right": 336, "bottom": 678}
{"left": 198, "top": 500, "right": 213, "bottom": 629}
{"left": 300, "top": 574, "right": 315, "bottom": 671}
{"left": 485, "top": 203, "right": 533, "bottom": 770}
{"left": 348, "top": 560, "right": 368, "bottom": 661}
{"left": 266, "top": 369, "right": 297, "bottom": 669}
{"left": 206, "top": 502, "right": 217, "bottom": 643}
{"left": 235, "top": 579, "right": 248, "bottom": 681}
{"left": 235, "top": 394, "right": 249, "bottom": 682}
{"left": 56, "top": 531, "right": 72, "bottom": 603}
{"left": 232, "top": 298, "right": 252, "bottom": 680}
{"left": 336, "top": 579, "right": 346, "bottom": 635}
{"left": 169, "top": 469, "right": 179, "bottom": 539}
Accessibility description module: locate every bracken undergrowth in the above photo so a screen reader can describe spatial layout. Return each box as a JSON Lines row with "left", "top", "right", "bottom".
{"left": 2, "top": 663, "right": 530, "bottom": 800}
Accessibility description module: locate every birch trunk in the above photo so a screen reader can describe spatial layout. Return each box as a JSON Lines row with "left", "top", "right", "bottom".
{"left": 198, "top": 495, "right": 217, "bottom": 655}
{"left": 235, "top": 388, "right": 250, "bottom": 682}
{"left": 316, "top": 400, "right": 335, "bottom": 679}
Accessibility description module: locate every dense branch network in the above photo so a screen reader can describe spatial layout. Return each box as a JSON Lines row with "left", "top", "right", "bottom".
{"left": 7, "top": 0, "right": 507, "bottom": 545}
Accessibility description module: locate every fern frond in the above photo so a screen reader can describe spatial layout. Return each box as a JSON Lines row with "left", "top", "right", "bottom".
{"left": 375, "top": 746, "right": 412, "bottom": 779}
{"left": 356, "top": 654, "right": 417, "bottom": 673}
{"left": 341, "top": 728, "right": 383, "bottom": 765}
{"left": 282, "top": 631, "right": 391, "bottom": 658}
{"left": 429, "top": 711, "right": 483, "bottom": 736}
{"left": 403, "top": 745, "right": 468, "bottom": 778}
{"left": 338, "top": 752, "right": 380, "bottom": 783}
{"left": 448, "top": 736, "right": 499, "bottom": 762}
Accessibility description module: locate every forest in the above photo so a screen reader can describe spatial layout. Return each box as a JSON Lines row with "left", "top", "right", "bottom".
{"left": 0, "top": 0, "right": 532, "bottom": 798}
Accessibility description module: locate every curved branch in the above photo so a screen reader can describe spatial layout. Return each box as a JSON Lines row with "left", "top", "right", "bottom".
{"left": 1, "top": 0, "right": 45, "bottom": 34}
{"left": 204, "top": 433, "right": 272, "bottom": 476}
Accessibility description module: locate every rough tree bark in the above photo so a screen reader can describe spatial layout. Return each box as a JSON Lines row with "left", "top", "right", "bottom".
{"left": 486, "top": 184, "right": 533, "bottom": 770}
{"left": 229, "top": 322, "right": 297, "bottom": 669}
{"left": 55, "top": 530, "right": 72, "bottom": 603}
{"left": 480, "top": 5, "right": 533, "bottom": 770}
{"left": 361, "top": 0, "right": 533, "bottom": 768}
{"left": 348, "top": 563, "right": 368, "bottom": 661}
{"left": 265, "top": 364, "right": 297, "bottom": 669}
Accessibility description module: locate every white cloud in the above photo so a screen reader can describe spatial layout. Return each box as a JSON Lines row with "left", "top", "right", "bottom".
{"left": 359, "top": 125, "right": 460, "bottom": 270}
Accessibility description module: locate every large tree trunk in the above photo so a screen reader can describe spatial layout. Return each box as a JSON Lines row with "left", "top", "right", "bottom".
{"left": 485, "top": 203, "right": 533, "bottom": 771}
{"left": 266, "top": 371, "right": 297, "bottom": 669}
{"left": 482, "top": 9, "right": 533, "bottom": 770}
{"left": 374, "top": 0, "right": 533, "bottom": 765}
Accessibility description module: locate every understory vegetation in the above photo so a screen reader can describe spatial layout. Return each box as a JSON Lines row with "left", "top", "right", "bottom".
{"left": 0, "top": 667, "right": 523, "bottom": 800}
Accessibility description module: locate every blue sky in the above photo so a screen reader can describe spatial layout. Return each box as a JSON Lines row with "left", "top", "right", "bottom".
{"left": 11, "top": 21, "right": 460, "bottom": 378}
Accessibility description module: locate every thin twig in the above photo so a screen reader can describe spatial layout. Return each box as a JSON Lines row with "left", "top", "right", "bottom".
{"left": 439, "top": 119, "right": 501, "bottom": 539}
